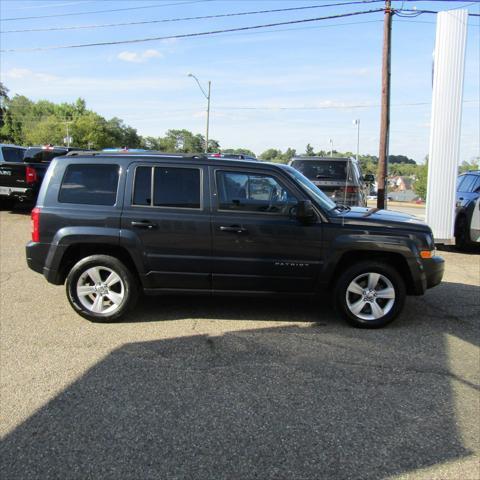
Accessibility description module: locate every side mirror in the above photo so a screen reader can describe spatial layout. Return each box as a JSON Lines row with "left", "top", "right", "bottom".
{"left": 296, "top": 200, "right": 315, "bottom": 222}
{"left": 364, "top": 174, "right": 375, "bottom": 183}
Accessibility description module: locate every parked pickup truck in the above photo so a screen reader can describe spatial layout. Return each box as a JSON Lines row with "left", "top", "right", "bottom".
{"left": 26, "top": 152, "right": 445, "bottom": 328}
{"left": 0, "top": 144, "right": 87, "bottom": 207}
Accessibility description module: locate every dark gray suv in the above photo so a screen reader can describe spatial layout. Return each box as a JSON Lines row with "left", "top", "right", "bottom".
{"left": 289, "top": 156, "right": 372, "bottom": 207}
{"left": 26, "top": 152, "right": 444, "bottom": 328}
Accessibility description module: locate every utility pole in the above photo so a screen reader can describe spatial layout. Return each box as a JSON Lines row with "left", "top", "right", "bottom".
{"left": 377, "top": 0, "right": 392, "bottom": 210}
{"left": 205, "top": 81, "right": 211, "bottom": 154}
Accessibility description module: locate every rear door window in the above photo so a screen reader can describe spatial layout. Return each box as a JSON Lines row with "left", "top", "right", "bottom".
{"left": 59, "top": 164, "right": 119, "bottom": 205}
{"left": 132, "top": 165, "right": 201, "bottom": 209}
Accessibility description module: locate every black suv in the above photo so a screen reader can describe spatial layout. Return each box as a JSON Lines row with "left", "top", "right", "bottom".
{"left": 26, "top": 153, "right": 444, "bottom": 328}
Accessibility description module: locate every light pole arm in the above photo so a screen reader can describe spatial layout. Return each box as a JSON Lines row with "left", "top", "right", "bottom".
{"left": 188, "top": 73, "right": 211, "bottom": 154}
{"left": 189, "top": 74, "right": 209, "bottom": 99}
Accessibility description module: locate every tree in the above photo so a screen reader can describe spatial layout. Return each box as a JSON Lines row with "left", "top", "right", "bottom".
{"left": 24, "top": 116, "right": 65, "bottom": 145}
{"left": 459, "top": 158, "right": 479, "bottom": 173}
{"left": 413, "top": 164, "right": 428, "bottom": 200}
{"left": 222, "top": 148, "right": 256, "bottom": 157}
{"left": 305, "top": 143, "right": 315, "bottom": 156}
{"left": 0, "top": 82, "right": 9, "bottom": 130}
{"left": 259, "top": 148, "right": 282, "bottom": 162}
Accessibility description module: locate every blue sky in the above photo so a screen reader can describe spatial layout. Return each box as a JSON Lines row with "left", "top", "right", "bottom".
{"left": 1, "top": 0, "right": 479, "bottom": 162}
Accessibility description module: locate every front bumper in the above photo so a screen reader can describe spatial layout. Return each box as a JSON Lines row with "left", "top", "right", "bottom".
{"left": 423, "top": 255, "right": 445, "bottom": 289}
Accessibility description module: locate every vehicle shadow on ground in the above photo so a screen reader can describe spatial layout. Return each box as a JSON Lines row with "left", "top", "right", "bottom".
{"left": 1, "top": 283, "right": 478, "bottom": 479}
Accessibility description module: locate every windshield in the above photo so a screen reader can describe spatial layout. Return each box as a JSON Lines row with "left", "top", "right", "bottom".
{"left": 283, "top": 165, "right": 336, "bottom": 211}
{"left": 291, "top": 159, "right": 354, "bottom": 181}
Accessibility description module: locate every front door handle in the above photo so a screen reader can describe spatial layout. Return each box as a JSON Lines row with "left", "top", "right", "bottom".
{"left": 131, "top": 220, "right": 157, "bottom": 229}
{"left": 219, "top": 225, "right": 248, "bottom": 234}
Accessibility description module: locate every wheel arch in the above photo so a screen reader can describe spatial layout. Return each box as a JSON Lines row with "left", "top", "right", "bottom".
{"left": 328, "top": 250, "right": 416, "bottom": 294}
{"left": 57, "top": 243, "right": 141, "bottom": 286}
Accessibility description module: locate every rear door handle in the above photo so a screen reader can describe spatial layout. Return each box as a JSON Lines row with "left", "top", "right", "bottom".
{"left": 219, "top": 225, "right": 248, "bottom": 234}
{"left": 131, "top": 220, "right": 157, "bottom": 229}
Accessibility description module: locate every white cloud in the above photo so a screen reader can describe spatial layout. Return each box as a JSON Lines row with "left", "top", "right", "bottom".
{"left": 117, "top": 49, "right": 164, "bottom": 63}
{"left": 5, "top": 68, "right": 31, "bottom": 79}
{"left": 3, "top": 68, "right": 57, "bottom": 82}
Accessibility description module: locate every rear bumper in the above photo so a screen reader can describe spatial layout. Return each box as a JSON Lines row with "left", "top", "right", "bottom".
{"left": 423, "top": 255, "right": 445, "bottom": 290}
{"left": 0, "top": 186, "right": 35, "bottom": 201}
{"left": 26, "top": 241, "right": 63, "bottom": 285}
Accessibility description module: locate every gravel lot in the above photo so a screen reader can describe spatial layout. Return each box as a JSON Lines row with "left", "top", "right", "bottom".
{"left": 1, "top": 206, "right": 479, "bottom": 480}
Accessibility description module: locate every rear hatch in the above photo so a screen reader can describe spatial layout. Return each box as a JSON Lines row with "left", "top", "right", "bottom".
{"left": 290, "top": 158, "right": 357, "bottom": 197}
{"left": 0, "top": 146, "right": 27, "bottom": 189}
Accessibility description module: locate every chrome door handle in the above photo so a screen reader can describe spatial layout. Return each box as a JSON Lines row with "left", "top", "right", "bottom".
{"left": 219, "top": 225, "right": 248, "bottom": 234}
{"left": 131, "top": 220, "right": 157, "bottom": 229}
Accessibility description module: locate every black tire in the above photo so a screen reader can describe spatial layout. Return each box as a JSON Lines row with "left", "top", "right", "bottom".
{"left": 334, "top": 261, "right": 406, "bottom": 328}
{"left": 455, "top": 215, "right": 471, "bottom": 250}
{"left": 0, "top": 198, "right": 15, "bottom": 210}
{"left": 66, "top": 254, "right": 138, "bottom": 322}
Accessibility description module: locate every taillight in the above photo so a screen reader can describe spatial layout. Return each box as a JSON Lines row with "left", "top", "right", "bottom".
{"left": 26, "top": 166, "right": 38, "bottom": 184}
{"left": 339, "top": 186, "right": 358, "bottom": 194}
{"left": 31, "top": 207, "right": 40, "bottom": 242}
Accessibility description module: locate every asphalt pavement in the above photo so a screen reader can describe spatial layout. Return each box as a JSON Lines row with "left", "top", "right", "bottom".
{"left": 0, "top": 206, "right": 478, "bottom": 480}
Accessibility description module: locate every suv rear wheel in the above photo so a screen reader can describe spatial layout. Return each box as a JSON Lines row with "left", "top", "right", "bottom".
{"left": 334, "top": 261, "right": 406, "bottom": 328}
{"left": 66, "top": 255, "right": 138, "bottom": 322}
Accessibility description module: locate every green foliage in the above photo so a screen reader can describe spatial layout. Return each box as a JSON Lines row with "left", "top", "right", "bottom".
{"left": 459, "top": 158, "right": 479, "bottom": 173}
{"left": 0, "top": 91, "right": 142, "bottom": 149}
{"left": 221, "top": 148, "right": 256, "bottom": 157}
{"left": 305, "top": 143, "right": 315, "bottom": 156}
{"left": 413, "top": 164, "right": 428, "bottom": 200}
{"left": 259, "top": 147, "right": 296, "bottom": 164}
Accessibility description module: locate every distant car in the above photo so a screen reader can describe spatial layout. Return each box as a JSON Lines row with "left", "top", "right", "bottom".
{"left": 455, "top": 170, "right": 480, "bottom": 249}
{"left": 0, "top": 145, "right": 89, "bottom": 207}
{"left": 210, "top": 153, "right": 258, "bottom": 161}
{"left": 288, "top": 156, "right": 373, "bottom": 207}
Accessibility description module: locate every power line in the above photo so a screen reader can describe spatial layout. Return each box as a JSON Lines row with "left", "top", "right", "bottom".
{"left": 0, "top": 0, "right": 213, "bottom": 22}
{"left": 0, "top": 8, "right": 386, "bottom": 52}
{"left": 1, "top": 1, "right": 386, "bottom": 34}
{"left": 4, "top": 100, "right": 478, "bottom": 118}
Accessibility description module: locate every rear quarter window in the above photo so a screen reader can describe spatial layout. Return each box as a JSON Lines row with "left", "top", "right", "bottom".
{"left": 58, "top": 164, "right": 120, "bottom": 206}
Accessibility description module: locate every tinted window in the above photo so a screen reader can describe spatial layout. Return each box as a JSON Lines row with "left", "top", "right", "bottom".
{"left": 24, "top": 149, "right": 68, "bottom": 163}
{"left": 216, "top": 171, "right": 297, "bottom": 214}
{"left": 459, "top": 175, "right": 475, "bottom": 192}
{"left": 59, "top": 164, "right": 119, "bottom": 205}
{"left": 133, "top": 166, "right": 152, "bottom": 206}
{"left": 471, "top": 176, "right": 480, "bottom": 193}
{"left": 291, "top": 160, "right": 352, "bottom": 181}
{"left": 153, "top": 167, "right": 200, "bottom": 208}
{"left": 1, "top": 147, "right": 25, "bottom": 162}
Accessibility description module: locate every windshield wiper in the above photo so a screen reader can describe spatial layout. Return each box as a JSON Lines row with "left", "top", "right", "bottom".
{"left": 316, "top": 175, "right": 336, "bottom": 179}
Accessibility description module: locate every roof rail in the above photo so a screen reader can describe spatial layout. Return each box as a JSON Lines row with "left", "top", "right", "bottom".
{"left": 65, "top": 151, "right": 208, "bottom": 159}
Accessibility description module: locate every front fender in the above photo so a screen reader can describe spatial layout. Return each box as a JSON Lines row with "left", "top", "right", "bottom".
{"left": 320, "top": 233, "right": 426, "bottom": 295}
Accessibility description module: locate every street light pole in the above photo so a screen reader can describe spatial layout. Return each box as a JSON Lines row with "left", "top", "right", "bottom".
{"left": 187, "top": 73, "right": 211, "bottom": 154}
{"left": 354, "top": 119, "right": 360, "bottom": 162}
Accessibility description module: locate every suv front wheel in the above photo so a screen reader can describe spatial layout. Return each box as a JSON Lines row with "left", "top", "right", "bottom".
{"left": 66, "top": 255, "right": 138, "bottom": 322}
{"left": 334, "top": 261, "right": 406, "bottom": 328}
